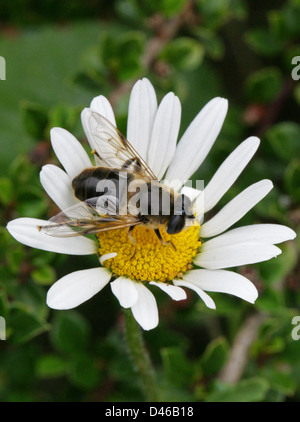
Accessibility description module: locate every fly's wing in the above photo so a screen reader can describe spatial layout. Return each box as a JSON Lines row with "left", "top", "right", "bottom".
{"left": 85, "top": 111, "right": 158, "bottom": 181}
{"left": 38, "top": 197, "right": 142, "bottom": 237}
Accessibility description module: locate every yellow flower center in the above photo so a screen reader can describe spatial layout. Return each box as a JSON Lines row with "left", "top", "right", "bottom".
{"left": 97, "top": 223, "right": 201, "bottom": 282}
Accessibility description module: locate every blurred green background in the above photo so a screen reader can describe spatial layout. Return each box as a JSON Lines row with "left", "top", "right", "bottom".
{"left": 0, "top": 0, "right": 299, "bottom": 402}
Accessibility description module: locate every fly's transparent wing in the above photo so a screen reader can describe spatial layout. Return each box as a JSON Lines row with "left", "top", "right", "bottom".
{"left": 38, "top": 197, "right": 142, "bottom": 237}
{"left": 85, "top": 111, "right": 158, "bottom": 181}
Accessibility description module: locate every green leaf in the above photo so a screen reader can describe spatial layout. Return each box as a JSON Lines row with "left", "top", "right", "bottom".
{"left": 115, "top": 0, "right": 143, "bottom": 22}
{"left": 5, "top": 245, "right": 26, "bottom": 274}
{"left": 72, "top": 69, "right": 105, "bottom": 92}
{"left": 294, "top": 78, "right": 300, "bottom": 102}
{"left": 117, "top": 32, "right": 145, "bottom": 81}
{"left": 20, "top": 101, "right": 49, "bottom": 140}
{"left": 258, "top": 243, "right": 297, "bottom": 285}
{"left": 50, "top": 310, "right": 90, "bottom": 354}
{"left": 68, "top": 354, "right": 101, "bottom": 389}
{"left": 197, "top": 0, "right": 230, "bottom": 29}
{"left": 31, "top": 265, "right": 56, "bottom": 286}
{"left": 265, "top": 122, "right": 300, "bottom": 163}
{"left": 284, "top": 159, "right": 300, "bottom": 202}
{"left": 159, "top": 37, "right": 204, "bottom": 71}
{"left": 228, "top": 0, "right": 247, "bottom": 20}
{"left": 269, "top": 5, "right": 300, "bottom": 40}
{"left": 99, "top": 31, "right": 145, "bottom": 81}
{"left": 9, "top": 303, "right": 50, "bottom": 344}
{"left": 36, "top": 354, "right": 67, "bottom": 378}
{"left": 0, "top": 177, "right": 14, "bottom": 205}
{"left": 245, "top": 67, "right": 283, "bottom": 104}
{"left": 0, "top": 291, "right": 9, "bottom": 319}
{"left": 194, "top": 28, "right": 225, "bottom": 60}
{"left": 261, "top": 336, "right": 285, "bottom": 355}
{"left": 206, "top": 377, "right": 269, "bottom": 402}
{"left": 254, "top": 187, "right": 287, "bottom": 224}
{"left": 47, "top": 104, "right": 81, "bottom": 134}
{"left": 245, "top": 28, "right": 283, "bottom": 57}
{"left": 16, "top": 198, "right": 48, "bottom": 219}
{"left": 158, "top": 0, "right": 187, "bottom": 17}
{"left": 260, "top": 366, "right": 296, "bottom": 396}
{"left": 201, "top": 336, "right": 229, "bottom": 376}
{"left": 161, "top": 346, "right": 197, "bottom": 388}
{"left": 256, "top": 288, "right": 284, "bottom": 312}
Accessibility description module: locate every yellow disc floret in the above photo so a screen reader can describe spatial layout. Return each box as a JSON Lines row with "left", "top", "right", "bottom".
{"left": 97, "top": 223, "right": 201, "bottom": 282}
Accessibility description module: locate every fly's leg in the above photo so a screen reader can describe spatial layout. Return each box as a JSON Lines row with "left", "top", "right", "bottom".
{"left": 154, "top": 228, "right": 177, "bottom": 251}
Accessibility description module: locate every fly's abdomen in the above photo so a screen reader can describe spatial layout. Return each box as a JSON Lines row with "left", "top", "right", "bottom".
{"left": 72, "top": 167, "right": 122, "bottom": 202}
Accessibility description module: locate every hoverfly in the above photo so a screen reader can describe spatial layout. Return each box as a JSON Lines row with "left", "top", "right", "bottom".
{"left": 39, "top": 111, "right": 195, "bottom": 245}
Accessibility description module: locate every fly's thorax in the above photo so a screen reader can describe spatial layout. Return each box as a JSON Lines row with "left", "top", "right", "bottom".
{"left": 127, "top": 179, "right": 176, "bottom": 219}
{"left": 141, "top": 214, "right": 170, "bottom": 230}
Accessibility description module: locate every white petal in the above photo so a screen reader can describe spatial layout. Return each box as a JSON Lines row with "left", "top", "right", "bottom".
{"left": 90, "top": 95, "right": 116, "bottom": 126}
{"left": 180, "top": 186, "right": 204, "bottom": 218}
{"left": 147, "top": 92, "right": 181, "bottom": 180}
{"left": 127, "top": 78, "right": 157, "bottom": 161}
{"left": 100, "top": 252, "right": 117, "bottom": 265}
{"left": 197, "top": 136, "right": 260, "bottom": 213}
{"left": 182, "top": 269, "right": 258, "bottom": 303}
{"left": 201, "top": 179, "right": 273, "bottom": 238}
{"left": 165, "top": 97, "right": 228, "bottom": 189}
{"left": 40, "top": 164, "right": 79, "bottom": 210}
{"left": 81, "top": 108, "right": 106, "bottom": 167}
{"left": 149, "top": 281, "right": 187, "bottom": 301}
{"left": 181, "top": 186, "right": 202, "bottom": 202}
{"left": 46, "top": 267, "right": 111, "bottom": 309}
{"left": 50, "top": 127, "right": 92, "bottom": 179}
{"left": 173, "top": 279, "right": 216, "bottom": 309}
{"left": 110, "top": 277, "right": 138, "bottom": 308}
{"left": 131, "top": 282, "right": 159, "bottom": 331}
{"left": 201, "top": 224, "right": 297, "bottom": 250}
{"left": 7, "top": 218, "right": 96, "bottom": 255}
{"left": 194, "top": 242, "right": 282, "bottom": 269}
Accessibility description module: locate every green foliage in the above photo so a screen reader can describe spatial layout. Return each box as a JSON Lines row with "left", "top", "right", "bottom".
{"left": 266, "top": 122, "right": 300, "bottom": 163}
{"left": 0, "top": 0, "right": 299, "bottom": 404}
{"left": 245, "top": 68, "right": 284, "bottom": 104}
{"left": 21, "top": 102, "right": 49, "bottom": 140}
{"left": 49, "top": 311, "right": 91, "bottom": 355}
{"left": 206, "top": 378, "right": 270, "bottom": 402}
{"left": 200, "top": 337, "right": 229, "bottom": 376}
{"left": 159, "top": 37, "right": 204, "bottom": 71}
{"left": 284, "top": 159, "right": 300, "bottom": 202}
{"left": 245, "top": 29, "right": 284, "bottom": 57}
{"left": 100, "top": 31, "right": 146, "bottom": 82}
{"left": 161, "top": 346, "right": 198, "bottom": 388}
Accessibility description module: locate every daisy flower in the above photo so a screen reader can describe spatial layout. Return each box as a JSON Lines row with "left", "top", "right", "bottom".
{"left": 7, "top": 78, "right": 296, "bottom": 331}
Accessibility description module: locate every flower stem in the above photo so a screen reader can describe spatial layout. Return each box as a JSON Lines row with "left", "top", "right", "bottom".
{"left": 123, "top": 309, "right": 160, "bottom": 402}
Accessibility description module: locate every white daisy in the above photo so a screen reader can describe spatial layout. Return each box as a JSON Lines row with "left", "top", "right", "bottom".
{"left": 7, "top": 78, "right": 296, "bottom": 331}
